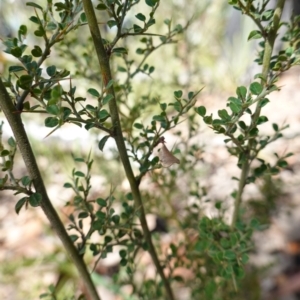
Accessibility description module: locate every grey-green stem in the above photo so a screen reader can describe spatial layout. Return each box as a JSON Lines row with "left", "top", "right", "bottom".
{"left": 0, "top": 79, "right": 101, "bottom": 300}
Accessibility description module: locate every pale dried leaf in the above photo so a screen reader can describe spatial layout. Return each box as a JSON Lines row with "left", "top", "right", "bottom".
{"left": 159, "top": 144, "right": 180, "bottom": 167}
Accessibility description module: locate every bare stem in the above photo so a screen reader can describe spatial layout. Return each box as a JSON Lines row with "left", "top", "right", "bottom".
{"left": 231, "top": 0, "right": 286, "bottom": 228}
{"left": 82, "top": 1, "right": 175, "bottom": 299}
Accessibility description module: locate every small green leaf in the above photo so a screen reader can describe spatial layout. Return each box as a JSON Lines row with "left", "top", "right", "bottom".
{"left": 135, "top": 13, "right": 146, "bottom": 22}
{"left": 258, "top": 98, "right": 269, "bottom": 108}
{"left": 107, "top": 20, "right": 118, "bottom": 28}
{"left": 249, "top": 127, "right": 259, "bottom": 136}
{"left": 250, "top": 82, "right": 263, "bottom": 95}
{"left": 145, "top": 0, "right": 158, "bottom": 7}
{"left": 133, "top": 24, "right": 143, "bottom": 33}
{"left": 15, "top": 197, "right": 28, "bottom": 214}
{"left": 17, "top": 75, "right": 33, "bottom": 89}
{"left": 112, "top": 215, "right": 120, "bottom": 224}
{"left": 195, "top": 106, "right": 206, "bottom": 117}
{"left": 277, "top": 160, "right": 288, "bottom": 168}
{"left": 174, "top": 90, "right": 183, "bottom": 98}
{"left": 31, "top": 45, "right": 42, "bottom": 57}
{"left": 8, "top": 137, "right": 16, "bottom": 147}
{"left": 0, "top": 150, "right": 9, "bottom": 157}
{"left": 21, "top": 176, "right": 31, "bottom": 186}
{"left": 69, "top": 234, "right": 79, "bottom": 242}
{"left": 63, "top": 182, "right": 72, "bottom": 188}
{"left": 74, "top": 171, "right": 85, "bottom": 177}
{"left": 272, "top": 123, "right": 279, "bottom": 131}
{"left": 98, "top": 135, "right": 110, "bottom": 151}
{"left": 160, "top": 103, "right": 167, "bottom": 111}
{"left": 98, "top": 109, "right": 110, "bottom": 120}
{"left": 229, "top": 102, "right": 240, "bottom": 113}
{"left": 9, "top": 65, "right": 25, "bottom": 72}
{"left": 46, "top": 65, "right": 56, "bottom": 76}
{"left": 236, "top": 86, "right": 247, "bottom": 99}
{"left": 78, "top": 212, "right": 89, "bottom": 218}
{"left": 218, "top": 109, "right": 230, "bottom": 120}
{"left": 102, "top": 94, "right": 114, "bottom": 105}
{"left": 88, "top": 88, "right": 100, "bottom": 98}
{"left": 96, "top": 3, "right": 107, "bottom": 10}
{"left": 80, "top": 12, "right": 87, "bottom": 23}
{"left": 29, "top": 193, "right": 42, "bottom": 207}
{"left": 112, "top": 47, "right": 128, "bottom": 54}
{"left": 134, "top": 123, "right": 143, "bottom": 129}
{"left": 248, "top": 30, "right": 262, "bottom": 40}
{"left": 26, "top": 2, "right": 43, "bottom": 10}
{"left": 46, "top": 105, "right": 60, "bottom": 115}
{"left": 46, "top": 22, "right": 57, "bottom": 31}
{"left": 44, "top": 117, "right": 59, "bottom": 128}
{"left": 97, "top": 198, "right": 107, "bottom": 207}
{"left": 105, "top": 80, "right": 115, "bottom": 89}
{"left": 257, "top": 116, "right": 268, "bottom": 125}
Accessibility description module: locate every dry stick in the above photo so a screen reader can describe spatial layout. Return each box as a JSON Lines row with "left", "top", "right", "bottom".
{"left": 0, "top": 79, "right": 101, "bottom": 300}
{"left": 81, "top": 1, "right": 175, "bottom": 299}
{"left": 231, "top": 0, "right": 286, "bottom": 228}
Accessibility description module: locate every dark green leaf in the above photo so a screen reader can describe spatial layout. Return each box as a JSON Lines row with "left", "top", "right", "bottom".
{"left": 21, "top": 176, "right": 31, "bottom": 186}
{"left": 195, "top": 106, "right": 206, "bottom": 117}
{"left": 258, "top": 98, "right": 269, "bottom": 108}
{"left": 249, "top": 127, "right": 259, "bottom": 136}
{"left": 112, "top": 47, "right": 128, "bottom": 54}
{"left": 26, "top": 2, "right": 43, "bottom": 10}
{"left": 46, "top": 65, "right": 56, "bottom": 76}
{"left": 174, "top": 90, "right": 183, "bottom": 98}
{"left": 69, "top": 234, "right": 79, "bottom": 242}
{"left": 29, "top": 193, "right": 42, "bottom": 207}
{"left": 9, "top": 65, "right": 25, "bottom": 72}
{"left": 11, "top": 47, "right": 22, "bottom": 58}
{"left": 46, "top": 105, "right": 60, "bottom": 115}
{"left": 248, "top": 30, "right": 262, "bottom": 40}
{"left": 134, "top": 123, "right": 143, "bottom": 129}
{"left": 160, "top": 103, "right": 167, "bottom": 111}
{"left": 31, "top": 45, "right": 42, "bottom": 57}
{"left": 277, "top": 160, "right": 288, "bottom": 168}
{"left": 80, "top": 12, "right": 87, "bottom": 23}
{"left": 229, "top": 102, "right": 240, "bottom": 113}
{"left": 15, "top": 197, "right": 28, "bottom": 214}
{"left": 250, "top": 82, "right": 263, "bottom": 95}
{"left": 257, "top": 116, "right": 268, "bottom": 125}
{"left": 135, "top": 13, "right": 146, "bottom": 22}
{"left": 44, "top": 117, "right": 59, "bottom": 128}
{"left": 88, "top": 88, "right": 100, "bottom": 97}
{"left": 74, "top": 171, "right": 85, "bottom": 177}
{"left": 8, "top": 137, "right": 16, "bottom": 147}
{"left": 96, "top": 3, "right": 107, "bottom": 10}
{"left": 133, "top": 24, "right": 143, "bottom": 33}
{"left": 236, "top": 86, "right": 247, "bottom": 99}
{"left": 98, "top": 135, "right": 110, "bottom": 151}
{"left": 145, "top": 0, "right": 158, "bottom": 7}
{"left": 0, "top": 150, "right": 9, "bottom": 156}
{"left": 272, "top": 123, "right": 279, "bottom": 131}
{"left": 98, "top": 109, "right": 110, "bottom": 120}
{"left": 107, "top": 20, "right": 118, "bottom": 28}
{"left": 63, "top": 182, "right": 72, "bottom": 188}
{"left": 97, "top": 198, "right": 107, "bottom": 207}
{"left": 218, "top": 109, "right": 230, "bottom": 120}
{"left": 78, "top": 212, "right": 89, "bottom": 218}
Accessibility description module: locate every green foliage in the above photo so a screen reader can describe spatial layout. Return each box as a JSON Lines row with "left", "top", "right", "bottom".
{"left": 0, "top": 0, "right": 299, "bottom": 299}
